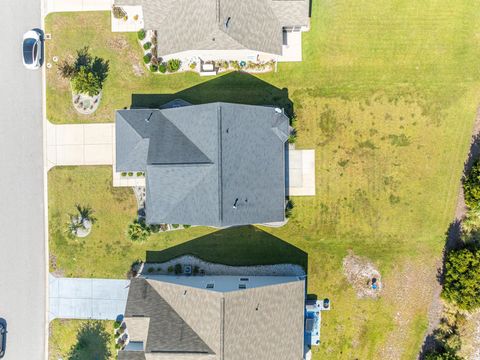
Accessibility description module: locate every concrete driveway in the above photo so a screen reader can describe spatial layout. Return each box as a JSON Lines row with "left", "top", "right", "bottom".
{"left": 49, "top": 275, "right": 130, "bottom": 321}
{"left": 46, "top": 122, "right": 114, "bottom": 170}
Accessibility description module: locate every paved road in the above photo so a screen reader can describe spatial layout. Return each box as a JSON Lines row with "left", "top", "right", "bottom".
{"left": 0, "top": 0, "right": 45, "bottom": 359}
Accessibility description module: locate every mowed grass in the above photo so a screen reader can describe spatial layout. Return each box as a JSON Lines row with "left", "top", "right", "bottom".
{"left": 49, "top": 320, "right": 116, "bottom": 360}
{"left": 46, "top": 1, "right": 480, "bottom": 359}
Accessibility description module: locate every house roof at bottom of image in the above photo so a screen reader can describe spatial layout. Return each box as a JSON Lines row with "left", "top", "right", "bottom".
{"left": 119, "top": 277, "right": 305, "bottom": 360}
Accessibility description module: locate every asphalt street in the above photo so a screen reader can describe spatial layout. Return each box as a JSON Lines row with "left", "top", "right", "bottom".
{"left": 0, "top": 0, "right": 46, "bottom": 358}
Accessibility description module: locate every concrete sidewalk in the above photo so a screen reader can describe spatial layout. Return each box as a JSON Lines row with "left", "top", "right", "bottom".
{"left": 45, "top": 0, "right": 113, "bottom": 15}
{"left": 46, "top": 121, "right": 114, "bottom": 170}
{"left": 49, "top": 275, "right": 130, "bottom": 321}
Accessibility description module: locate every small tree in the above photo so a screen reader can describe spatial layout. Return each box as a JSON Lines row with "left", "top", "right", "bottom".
{"left": 59, "top": 47, "right": 109, "bottom": 96}
{"left": 442, "top": 247, "right": 480, "bottom": 310}
{"left": 68, "top": 321, "right": 112, "bottom": 360}
{"left": 128, "top": 219, "right": 151, "bottom": 241}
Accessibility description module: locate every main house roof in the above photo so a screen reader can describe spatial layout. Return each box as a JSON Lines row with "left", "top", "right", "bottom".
{"left": 118, "top": 277, "right": 305, "bottom": 360}
{"left": 115, "top": 0, "right": 310, "bottom": 55}
{"left": 115, "top": 102, "right": 289, "bottom": 227}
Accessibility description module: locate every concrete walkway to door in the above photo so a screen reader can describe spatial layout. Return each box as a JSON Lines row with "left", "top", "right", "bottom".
{"left": 49, "top": 274, "right": 130, "bottom": 322}
{"left": 44, "top": 0, "right": 113, "bottom": 15}
{"left": 46, "top": 121, "right": 114, "bottom": 170}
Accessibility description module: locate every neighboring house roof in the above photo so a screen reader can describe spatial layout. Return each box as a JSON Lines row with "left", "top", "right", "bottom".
{"left": 119, "top": 277, "right": 305, "bottom": 359}
{"left": 115, "top": 102, "right": 289, "bottom": 227}
{"left": 115, "top": 0, "right": 309, "bottom": 55}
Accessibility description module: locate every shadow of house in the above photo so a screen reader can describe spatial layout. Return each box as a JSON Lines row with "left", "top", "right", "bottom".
{"left": 131, "top": 71, "right": 294, "bottom": 117}
{"left": 146, "top": 225, "right": 308, "bottom": 271}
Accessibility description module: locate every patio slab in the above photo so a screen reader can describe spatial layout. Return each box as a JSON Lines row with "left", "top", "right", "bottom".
{"left": 288, "top": 149, "right": 316, "bottom": 196}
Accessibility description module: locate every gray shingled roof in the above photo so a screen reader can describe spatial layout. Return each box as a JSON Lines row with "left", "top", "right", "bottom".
{"left": 119, "top": 277, "right": 305, "bottom": 360}
{"left": 114, "top": 0, "right": 309, "bottom": 55}
{"left": 115, "top": 102, "right": 289, "bottom": 227}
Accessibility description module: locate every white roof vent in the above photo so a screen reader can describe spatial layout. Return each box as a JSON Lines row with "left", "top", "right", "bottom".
{"left": 274, "top": 108, "right": 282, "bottom": 114}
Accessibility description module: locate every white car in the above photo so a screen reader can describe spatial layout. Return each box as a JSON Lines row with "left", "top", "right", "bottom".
{"left": 22, "top": 30, "right": 41, "bottom": 70}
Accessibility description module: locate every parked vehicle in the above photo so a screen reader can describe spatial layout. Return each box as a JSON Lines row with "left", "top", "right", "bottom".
{"left": 22, "top": 30, "right": 42, "bottom": 70}
{"left": 0, "top": 321, "right": 6, "bottom": 358}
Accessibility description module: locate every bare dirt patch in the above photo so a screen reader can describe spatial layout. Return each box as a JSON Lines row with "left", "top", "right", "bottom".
{"left": 132, "top": 63, "right": 145, "bottom": 77}
{"left": 106, "top": 36, "right": 128, "bottom": 51}
{"left": 343, "top": 250, "right": 382, "bottom": 298}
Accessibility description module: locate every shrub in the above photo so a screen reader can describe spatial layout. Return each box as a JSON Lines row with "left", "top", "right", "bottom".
{"left": 442, "top": 247, "right": 480, "bottom": 310}
{"left": 149, "top": 224, "right": 160, "bottom": 233}
{"left": 113, "top": 320, "right": 121, "bottom": 329}
{"left": 121, "top": 172, "right": 127, "bottom": 176}
{"left": 174, "top": 263, "right": 182, "bottom": 274}
{"left": 172, "top": 224, "right": 179, "bottom": 229}
{"left": 167, "top": 265, "right": 174, "bottom": 273}
{"left": 157, "top": 267, "right": 162, "bottom": 272}
{"left": 189, "top": 62, "right": 197, "bottom": 70}
{"left": 143, "top": 53, "right": 151, "bottom": 64}
{"left": 128, "top": 219, "right": 151, "bottom": 242}
{"left": 143, "top": 42, "right": 152, "bottom": 50}
{"left": 285, "top": 199, "right": 294, "bottom": 218}
{"left": 136, "top": 171, "right": 143, "bottom": 176}
{"left": 137, "top": 29, "right": 146, "bottom": 41}
{"left": 128, "top": 172, "right": 133, "bottom": 176}
{"left": 158, "top": 63, "right": 167, "bottom": 73}
{"left": 147, "top": 267, "right": 154, "bottom": 273}
{"left": 193, "top": 266, "right": 199, "bottom": 275}
{"left": 166, "top": 59, "right": 181, "bottom": 72}
{"left": 229, "top": 61, "right": 241, "bottom": 70}
{"left": 112, "top": 6, "right": 127, "bottom": 19}
{"left": 183, "top": 224, "right": 191, "bottom": 228}
{"left": 464, "top": 160, "right": 480, "bottom": 208}
{"left": 149, "top": 64, "right": 158, "bottom": 72}
{"left": 288, "top": 134, "right": 297, "bottom": 144}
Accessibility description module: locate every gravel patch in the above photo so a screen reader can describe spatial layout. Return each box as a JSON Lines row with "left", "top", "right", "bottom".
{"left": 140, "top": 255, "right": 305, "bottom": 276}
{"left": 343, "top": 250, "right": 382, "bottom": 298}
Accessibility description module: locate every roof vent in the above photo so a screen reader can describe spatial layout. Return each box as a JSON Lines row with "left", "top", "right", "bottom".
{"left": 225, "top": 17, "right": 231, "bottom": 29}
{"left": 145, "top": 111, "right": 154, "bottom": 123}
{"left": 233, "top": 198, "right": 239, "bottom": 209}
{"left": 274, "top": 108, "right": 282, "bottom": 114}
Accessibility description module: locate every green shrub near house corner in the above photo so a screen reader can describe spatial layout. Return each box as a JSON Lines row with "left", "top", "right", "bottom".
{"left": 150, "top": 64, "right": 158, "bottom": 72}
{"left": 166, "top": 59, "right": 181, "bottom": 72}
{"left": 143, "top": 42, "right": 151, "bottom": 50}
{"left": 158, "top": 63, "right": 166, "bottom": 73}
{"left": 143, "top": 53, "right": 151, "bottom": 64}
{"left": 137, "top": 29, "right": 146, "bottom": 40}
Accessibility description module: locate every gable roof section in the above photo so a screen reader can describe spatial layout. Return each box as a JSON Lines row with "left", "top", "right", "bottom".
{"left": 124, "top": 278, "right": 214, "bottom": 354}
{"left": 115, "top": 0, "right": 309, "bottom": 55}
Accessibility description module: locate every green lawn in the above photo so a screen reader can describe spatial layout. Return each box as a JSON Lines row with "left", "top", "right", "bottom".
{"left": 49, "top": 320, "right": 116, "bottom": 360}
{"left": 46, "top": 1, "right": 480, "bottom": 358}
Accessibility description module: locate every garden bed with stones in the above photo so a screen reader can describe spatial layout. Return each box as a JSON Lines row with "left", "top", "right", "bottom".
{"left": 140, "top": 254, "right": 305, "bottom": 277}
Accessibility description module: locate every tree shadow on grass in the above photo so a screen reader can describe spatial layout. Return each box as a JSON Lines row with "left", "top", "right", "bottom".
{"left": 68, "top": 321, "right": 112, "bottom": 360}
{"left": 130, "top": 71, "right": 294, "bottom": 117}
{"left": 146, "top": 225, "right": 307, "bottom": 272}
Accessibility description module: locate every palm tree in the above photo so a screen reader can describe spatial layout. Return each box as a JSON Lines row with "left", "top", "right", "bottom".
{"left": 75, "top": 204, "right": 96, "bottom": 225}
